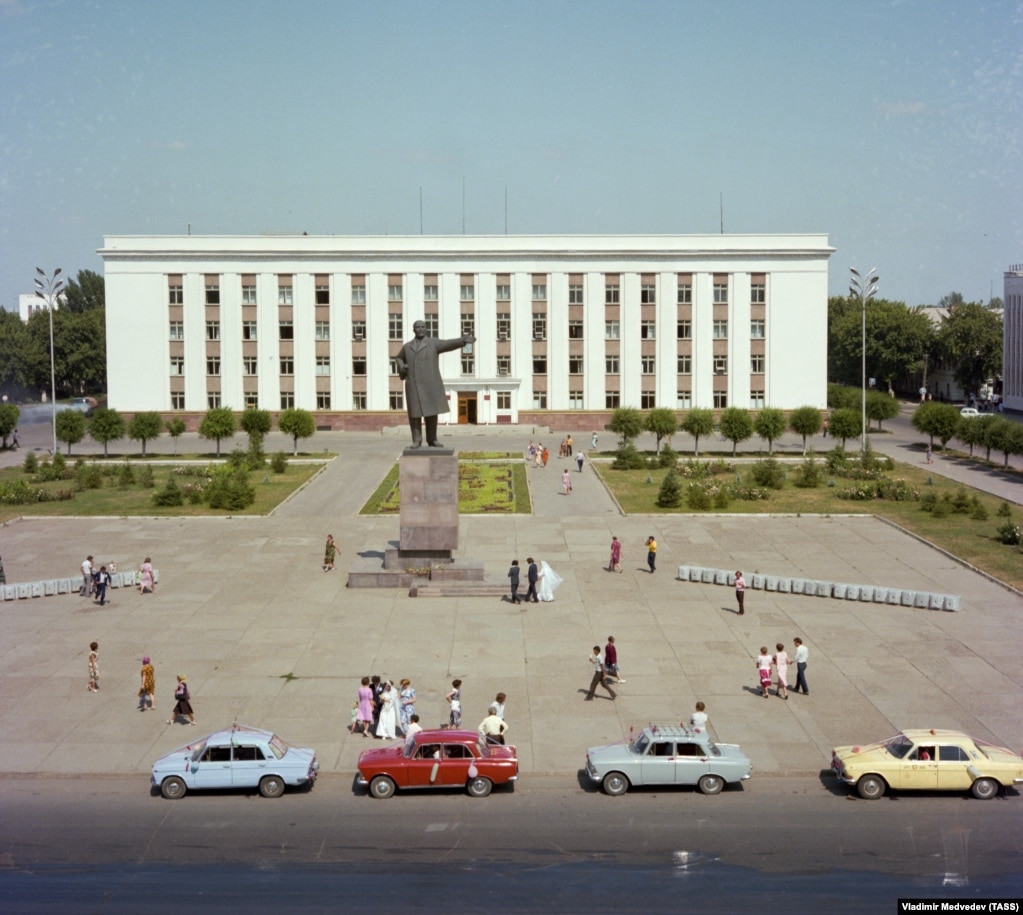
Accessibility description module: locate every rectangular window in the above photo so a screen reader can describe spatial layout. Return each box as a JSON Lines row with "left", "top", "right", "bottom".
{"left": 423, "top": 315, "right": 438, "bottom": 337}
{"left": 388, "top": 284, "right": 403, "bottom": 302}
{"left": 352, "top": 321, "right": 366, "bottom": 341}
{"left": 532, "top": 315, "right": 546, "bottom": 341}
{"left": 750, "top": 319, "right": 765, "bottom": 339}
{"left": 532, "top": 284, "right": 547, "bottom": 301}
{"left": 351, "top": 284, "right": 366, "bottom": 304}
{"left": 496, "top": 283, "right": 510, "bottom": 300}
{"left": 243, "top": 356, "right": 258, "bottom": 375}
{"left": 677, "top": 284, "right": 692, "bottom": 305}
{"left": 318, "top": 392, "right": 333, "bottom": 410}
{"left": 460, "top": 284, "right": 475, "bottom": 301}
{"left": 352, "top": 358, "right": 367, "bottom": 376}
{"left": 244, "top": 393, "right": 258, "bottom": 410}
{"left": 315, "top": 321, "right": 330, "bottom": 341}
{"left": 497, "top": 391, "right": 511, "bottom": 410}
{"left": 533, "top": 391, "right": 547, "bottom": 409}
{"left": 750, "top": 390, "right": 765, "bottom": 409}
{"left": 170, "top": 356, "right": 184, "bottom": 375}
{"left": 751, "top": 354, "right": 765, "bottom": 373}
{"left": 389, "top": 392, "right": 404, "bottom": 411}
{"left": 677, "top": 320, "right": 692, "bottom": 340}
{"left": 713, "top": 320, "right": 728, "bottom": 339}
{"left": 279, "top": 357, "right": 294, "bottom": 375}
{"left": 316, "top": 356, "right": 330, "bottom": 376}
{"left": 242, "top": 284, "right": 257, "bottom": 305}
{"left": 677, "top": 355, "right": 692, "bottom": 374}
{"left": 280, "top": 392, "right": 294, "bottom": 409}
{"left": 169, "top": 321, "right": 184, "bottom": 341}
{"left": 315, "top": 284, "right": 330, "bottom": 305}
{"left": 243, "top": 321, "right": 258, "bottom": 341}
{"left": 568, "top": 284, "right": 584, "bottom": 304}
{"left": 641, "top": 320, "right": 656, "bottom": 340}
{"left": 424, "top": 283, "right": 438, "bottom": 301}
{"left": 171, "top": 392, "right": 185, "bottom": 410}
{"left": 640, "top": 284, "right": 656, "bottom": 304}
{"left": 206, "top": 357, "right": 220, "bottom": 376}
{"left": 207, "top": 392, "right": 221, "bottom": 408}
{"left": 713, "top": 355, "right": 728, "bottom": 374}
{"left": 641, "top": 393, "right": 656, "bottom": 409}
{"left": 497, "top": 355, "right": 511, "bottom": 376}
{"left": 713, "top": 392, "right": 728, "bottom": 408}
{"left": 205, "top": 283, "right": 220, "bottom": 305}
{"left": 277, "top": 283, "right": 293, "bottom": 306}
{"left": 605, "top": 284, "right": 620, "bottom": 305}
{"left": 461, "top": 354, "right": 475, "bottom": 375}
{"left": 713, "top": 282, "right": 728, "bottom": 304}
{"left": 606, "top": 355, "right": 619, "bottom": 374}
{"left": 751, "top": 283, "right": 766, "bottom": 304}
{"left": 533, "top": 356, "right": 547, "bottom": 375}
{"left": 496, "top": 313, "right": 511, "bottom": 340}
{"left": 388, "top": 314, "right": 403, "bottom": 341}
{"left": 569, "top": 390, "right": 584, "bottom": 409}
{"left": 642, "top": 355, "right": 656, "bottom": 374}
{"left": 169, "top": 284, "right": 183, "bottom": 304}
{"left": 605, "top": 320, "right": 620, "bottom": 340}
{"left": 605, "top": 391, "right": 620, "bottom": 408}
{"left": 569, "top": 355, "right": 584, "bottom": 374}
{"left": 205, "top": 321, "right": 220, "bottom": 341}
{"left": 568, "top": 319, "right": 584, "bottom": 339}
{"left": 676, "top": 391, "right": 691, "bottom": 409}
{"left": 279, "top": 321, "right": 294, "bottom": 340}
{"left": 461, "top": 317, "right": 475, "bottom": 338}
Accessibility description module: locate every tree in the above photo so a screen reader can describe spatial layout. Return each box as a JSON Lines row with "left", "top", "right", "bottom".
{"left": 985, "top": 418, "right": 1023, "bottom": 469}
{"left": 0, "top": 403, "right": 20, "bottom": 447}
{"left": 166, "top": 417, "right": 186, "bottom": 454}
{"left": 753, "top": 407, "right": 786, "bottom": 455}
{"left": 936, "top": 301, "right": 1003, "bottom": 399}
{"left": 0, "top": 310, "right": 29, "bottom": 397}
{"left": 865, "top": 390, "right": 900, "bottom": 430}
{"left": 718, "top": 407, "right": 754, "bottom": 457}
{"left": 681, "top": 408, "right": 715, "bottom": 456}
{"left": 645, "top": 408, "right": 678, "bottom": 453}
{"left": 278, "top": 408, "right": 315, "bottom": 456}
{"left": 23, "top": 306, "right": 106, "bottom": 398}
{"left": 828, "top": 408, "right": 861, "bottom": 450}
{"left": 55, "top": 409, "right": 86, "bottom": 455}
{"left": 88, "top": 407, "right": 125, "bottom": 458}
{"left": 911, "top": 402, "right": 960, "bottom": 449}
{"left": 240, "top": 408, "right": 272, "bottom": 459}
{"left": 608, "top": 407, "right": 644, "bottom": 445}
{"left": 62, "top": 269, "right": 105, "bottom": 314}
{"left": 128, "top": 411, "right": 164, "bottom": 457}
{"left": 954, "top": 416, "right": 986, "bottom": 457}
{"left": 199, "top": 407, "right": 236, "bottom": 457}
{"left": 656, "top": 469, "right": 682, "bottom": 507}
{"left": 974, "top": 415, "right": 999, "bottom": 462}
{"left": 788, "top": 406, "right": 823, "bottom": 455}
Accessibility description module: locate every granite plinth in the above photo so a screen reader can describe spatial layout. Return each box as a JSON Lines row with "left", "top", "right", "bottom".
{"left": 399, "top": 451, "right": 459, "bottom": 552}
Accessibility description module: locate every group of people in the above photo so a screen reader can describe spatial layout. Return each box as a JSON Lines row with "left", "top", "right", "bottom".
{"left": 556, "top": 435, "right": 574, "bottom": 458}
{"left": 80, "top": 554, "right": 154, "bottom": 602}
{"left": 84, "top": 643, "right": 194, "bottom": 724}
{"left": 585, "top": 636, "right": 625, "bottom": 701}
{"left": 756, "top": 638, "right": 809, "bottom": 699}
{"left": 527, "top": 442, "right": 550, "bottom": 468}
{"left": 507, "top": 557, "right": 562, "bottom": 603}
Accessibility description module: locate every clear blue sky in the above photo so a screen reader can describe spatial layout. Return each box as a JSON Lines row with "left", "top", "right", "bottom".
{"left": 1, "top": 0, "right": 1020, "bottom": 310}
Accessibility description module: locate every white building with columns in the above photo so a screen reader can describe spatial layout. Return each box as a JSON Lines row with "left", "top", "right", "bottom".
{"left": 100, "top": 233, "right": 833, "bottom": 428}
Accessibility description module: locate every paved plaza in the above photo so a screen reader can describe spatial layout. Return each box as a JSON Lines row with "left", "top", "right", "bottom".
{"left": 0, "top": 416, "right": 1021, "bottom": 784}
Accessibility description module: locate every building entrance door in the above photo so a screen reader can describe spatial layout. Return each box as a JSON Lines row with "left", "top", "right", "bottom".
{"left": 457, "top": 393, "right": 477, "bottom": 425}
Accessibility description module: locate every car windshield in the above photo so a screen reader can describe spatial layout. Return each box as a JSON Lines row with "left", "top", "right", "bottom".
{"left": 268, "top": 735, "right": 287, "bottom": 760}
{"left": 190, "top": 741, "right": 207, "bottom": 762}
{"left": 631, "top": 734, "right": 651, "bottom": 755}
{"left": 883, "top": 734, "right": 914, "bottom": 759}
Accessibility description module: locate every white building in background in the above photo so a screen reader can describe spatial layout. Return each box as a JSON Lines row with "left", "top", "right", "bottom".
{"left": 99, "top": 233, "right": 833, "bottom": 428}
{"left": 1005, "top": 263, "right": 1023, "bottom": 413}
{"left": 18, "top": 292, "right": 63, "bottom": 322}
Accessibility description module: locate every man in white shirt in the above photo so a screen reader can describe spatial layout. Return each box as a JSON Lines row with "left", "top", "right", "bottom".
{"left": 792, "top": 637, "right": 809, "bottom": 695}
{"left": 478, "top": 706, "right": 508, "bottom": 745}
{"left": 81, "top": 555, "right": 93, "bottom": 597}
{"left": 585, "top": 646, "right": 616, "bottom": 701}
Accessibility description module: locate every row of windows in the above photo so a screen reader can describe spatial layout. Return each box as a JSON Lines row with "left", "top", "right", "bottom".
{"left": 181, "top": 317, "right": 768, "bottom": 343}
{"left": 531, "top": 391, "right": 764, "bottom": 410}
{"left": 173, "top": 277, "right": 766, "bottom": 307}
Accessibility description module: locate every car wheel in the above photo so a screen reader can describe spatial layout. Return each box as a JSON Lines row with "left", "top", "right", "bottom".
{"left": 602, "top": 772, "right": 629, "bottom": 796}
{"left": 467, "top": 776, "right": 493, "bottom": 798}
{"left": 369, "top": 775, "right": 396, "bottom": 799}
{"left": 161, "top": 776, "right": 187, "bottom": 800}
{"left": 698, "top": 774, "right": 724, "bottom": 796}
{"left": 259, "top": 775, "right": 285, "bottom": 798}
{"left": 856, "top": 774, "right": 886, "bottom": 800}
{"left": 971, "top": 777, "right": 999, "bottom": 800}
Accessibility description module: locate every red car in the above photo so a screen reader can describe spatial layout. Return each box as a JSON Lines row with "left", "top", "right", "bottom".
{"left": 357, "top": 729, "right": 518, "bottom": 798}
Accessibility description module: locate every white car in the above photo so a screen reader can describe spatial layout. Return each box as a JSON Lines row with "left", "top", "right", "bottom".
{"left": 959, "top": 407, "right": 980, "bottom": 418}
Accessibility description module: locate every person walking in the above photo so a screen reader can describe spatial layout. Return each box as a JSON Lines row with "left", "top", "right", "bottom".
{"left": 576, "top": 450, "right": 585, "bottom": 472}
{"left": 138, "top": 557, "right": 155, "bottom": 594}
{"left": 323, "top": 534, "right": 337, "bottom": 572}
{"left": 81, "top": 555, "right": 94, "bottom": 597}
{"left": 398, "top": 678, "right": 417, "bottom": 735}
{"left": 925, "top": 444, "right": 933, "bottom": 464}
{"left": 478, "top": 705, "right": 508, "bottom": 745}
{"left": 445, "top": 679, "right": 463, "bottom": 729}
{"left": 591, "top": 432, "right": 598, "bottom": 450}
{"left": 585, "top": 646, "right": 617, "bottom": 700}
{"left": 604, "top": 635, "right": 625, "bottom": 684}
{"left": 734, "top": 571, "right": 746, "bottom": 615}
{"left": 525, "top": 558, "right": 539, "bottom": 603}
{"left": 645, "top": 536, "right": 657, "bottom": 573}
{"left": 87, "top": 641, "right": 99, "bottom": 692}
{"left": 792, "top": 637, "right": 809, "bottom": 695}
{"left": 168, "top": 675, "right": 195, "bottom": 725}
{"left": 375, "top": 681, "right": 398, "bottom": 739}
{"left": 356, "top": 677, "right": 374, "bottom": 737}
{"left": 565, "top": 434, "right": 573, "bottom": 456}
{"left": 537, "top": 560, "right": 562, "bottom": 601}
{"left": 756, "top": 648, "right": 772, "bottom": 698}
{"left": 508, "top": 559, "right": 522, "bottom": 604}
{"left": 561, "top": 469, "right": 572, "bottom": 495}
{"left": 608, "top": 536, "right": 623, "bottom": 573}
{"left": 773, "top": 643, "right": 790, "bottom": 699}
{"left": 94, "top": 565, "right": 111, "bottom": 606}
{"left": 139, "top": 656, "right": 156, "bottom": 711}
{"left": 541, "top": 446, "right": 549, "bottom": 468}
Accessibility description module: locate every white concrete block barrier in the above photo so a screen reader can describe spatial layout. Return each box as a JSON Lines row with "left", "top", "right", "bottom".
{"left": 0, "top": 570, "right": 157, "bottom": 601}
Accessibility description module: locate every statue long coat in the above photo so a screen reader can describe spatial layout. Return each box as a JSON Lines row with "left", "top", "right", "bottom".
{"left": 394, "top": 335, "right": 466, "bottom": 419}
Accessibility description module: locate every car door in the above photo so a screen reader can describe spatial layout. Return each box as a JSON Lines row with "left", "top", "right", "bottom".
{"left": 437, "top": 742, "right": 473, "bottom": 786}
{"left": 405, "top": 743, "right": 440, "bottom": 788}
{"left": 230, "top": 743, "right": 269, "bottom": 788}
{"left": 900, "top": 744, "right": 939, "bottom": 790}
{"left": 192, "top": 745, "right": 234, "bottom": 789}
{"left": 639, "top": 739, "right": 678, "bottom": 786}
{"left": 936, "top": 744, "right": 973, "bottom": 790}
{"left": 674, "top": 741, "right": 711, "bottom": 785}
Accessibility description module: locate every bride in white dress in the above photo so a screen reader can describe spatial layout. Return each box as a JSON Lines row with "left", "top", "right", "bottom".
{"left": 376, "top": 681, "right": 398, "bottom": 739}
{"left": 537, "top": 560, "right": 563, "bottom": 602}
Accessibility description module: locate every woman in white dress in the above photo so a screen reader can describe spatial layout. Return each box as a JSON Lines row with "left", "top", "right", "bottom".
{"left": 537, "top": 561, "right": 563, "bottom": 602}
{"left": 376, "top": 681, "right": 398, "bottom": 739}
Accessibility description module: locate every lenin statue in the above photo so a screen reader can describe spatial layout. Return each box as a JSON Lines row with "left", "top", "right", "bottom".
{"left": 394, "top": 319, "right": 476, "bottom": 448}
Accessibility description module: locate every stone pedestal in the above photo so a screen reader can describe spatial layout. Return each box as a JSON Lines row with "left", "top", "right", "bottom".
{"left": 398, "top": 449, "right": 458, "bottom": 553}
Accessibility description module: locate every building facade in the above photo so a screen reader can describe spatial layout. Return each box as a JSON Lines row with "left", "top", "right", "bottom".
{"left": 1004, "top": 264, "right": 1023, "bottom": 413}
{"left": 100, "top": 234, "right": 833, "bottom": 427}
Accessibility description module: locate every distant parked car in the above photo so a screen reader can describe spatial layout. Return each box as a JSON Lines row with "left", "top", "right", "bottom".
{"left": 357, "top": 729, "right": 519, "bottom": 798}
{"left": 69, "top": 397, "right": 96, "bottom": 416}
{"left": 959, "top": 407, "right": 980, "bottom": 417}
{"left": 831, "top": 728, "right": 1023, "bottom": 800}
{"left": 151, "top": 723, "right": 319, "bottom": 800}
{"left": 585, "top": 725, "right": 752, "bottom": 796}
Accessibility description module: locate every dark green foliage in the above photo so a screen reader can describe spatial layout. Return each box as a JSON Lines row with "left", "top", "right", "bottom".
{"left": 686, "top": 482, "right": 712, "bottom": 510}
{"left": 794, "top": 453, "right": 822, "bottom": 488}
{"left": 55, "top": 409, "right": 87, "bottom": 455}
{"left": 656, "top": 469, "right": 682, "bottom": 507}
{"left": 658, "top": 444, "right": 678, "bottom": 468}
{"left": 279, "top": 408, "right": 316, "bottom": 456}
{"left": 612, "top": 443, "right": 646, "bottom": 470}
{"left": 996, "top": 502, "right": 1013, "bottom": 518}
{"left": 970, "top": 498, "right": 988, "bottom": 521}
{"left": 137, "top": 465, "right": 154, "bottom": 488}
{"left": 950, "top": 487, "right": 972, "bottom": 514}
{"left": 88, "top": 408, "right": 125, "bottom": 457}
{"left": 827, "top": 408, "right": 862, "bottom": 448}
{"left": 788, "top": 405, "right": 823, "bottom": 454}
{"left": 609, "top": 407, "right": 645, "bottom": 444}
{"left": 270, "top": 451, "right": 288, "bottom": 473}
{"left": 128, "top": 411, "right": 163, "bottom": 456}
{"left": 152, "top": 476, "right": 184, "bottom": 507}
{"left": 76, "top": 463, "right": 104, "bottom": 490}
{"left": 117, "top": 462, "right": 135, "bottom": 488}
{"left": 199, "top": 407, "right": 237, "bottom": 457}
{"left": 206, "top": 466, "right": 255, "bottom": 510}
{"left": 227, "top": 447, "right": 249, "bottom": 471}
{"left": 749, "top": 458, "right": 786, "bottom": 490}
{"left": 996, "top": 520, "right": 1021, "bottom": 545}
{"left": 713, "top": 487, "right": 731, "bottom": 510}
{"left": 920, "top": 490, "right": 938, "bottom": 512}
{"left": 165, "top": 417, "right": 186, "bottom": 454}
{"left": 22, "top": 451, "right": 38, "bottom": 474}
{"left": 717, "top": 407, "right": 754, "bottom": 457}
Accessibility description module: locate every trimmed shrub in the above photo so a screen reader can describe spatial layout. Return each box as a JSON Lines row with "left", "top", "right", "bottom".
{"left": 794, "top": 454, "right": 822, "bottom": 489}
{"left": 656, "top": 469, "right": 683, "bottom": 508}
{"left": 270, "top": 451, "right": 288, "bottom": 473}
{"left": 658, "top": 444, "right": 678, "bottom": 469}
{"left": 152, "top": 477, "right": 184, "bottom": 507}
{"left": 612, "top": 443, "right": 646, "bottom": 470}
{"left": 22, "top": 451, "right": 38, "bottom": 474}
{"left": 749, "top": 458, "right": 786, "bottom": 490}
{"left": 686, "top": 482, "right": 712, "bottom": 510}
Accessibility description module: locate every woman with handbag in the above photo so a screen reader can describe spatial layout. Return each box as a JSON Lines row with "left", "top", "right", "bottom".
{"left": 167, "top": 674, "right": 195, "bottom": 725}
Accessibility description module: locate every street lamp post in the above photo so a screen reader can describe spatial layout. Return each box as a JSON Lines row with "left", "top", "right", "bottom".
{"left": 34, "top": 267, "right": 64, "bottom": 456}
{"left": 849, "top": 267, "right": 879, "bottom": 456}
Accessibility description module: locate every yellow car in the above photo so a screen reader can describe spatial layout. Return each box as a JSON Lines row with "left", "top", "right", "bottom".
{"left": 831, "top": 728, "right": 1023, "bottom": 800}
